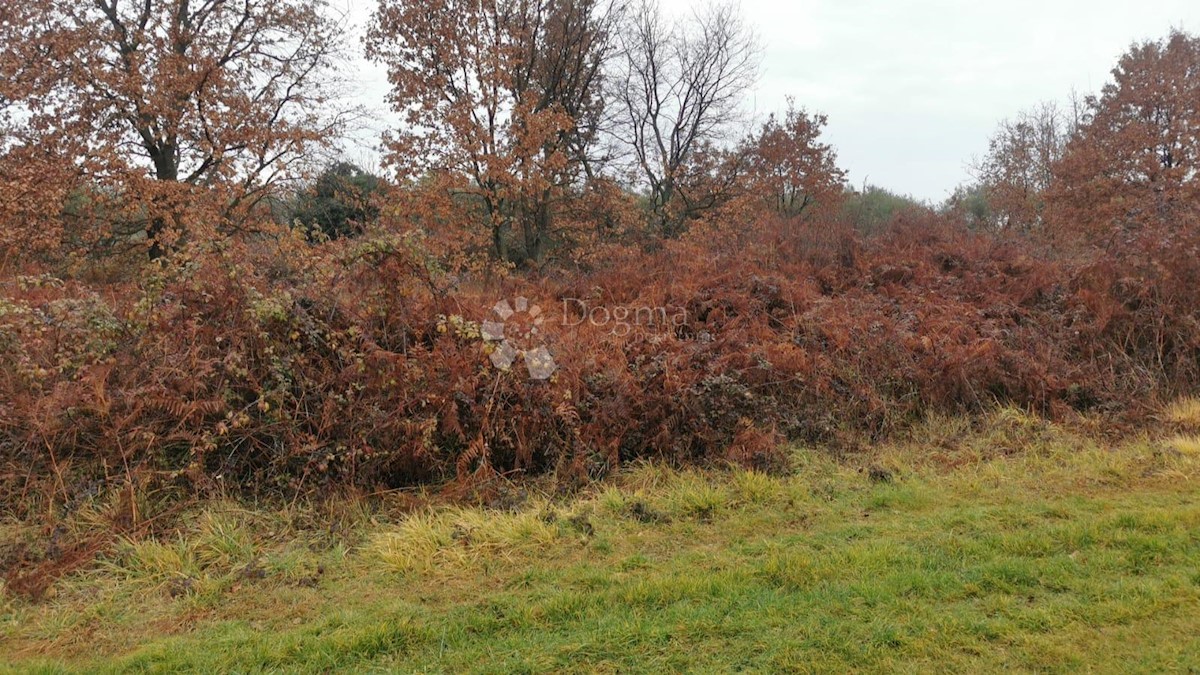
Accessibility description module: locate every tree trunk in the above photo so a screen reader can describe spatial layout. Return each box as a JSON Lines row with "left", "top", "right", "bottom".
{"left": 146, "top": 146, "right": 179, "bottom": 260}
{"left": 147, "top": 216, "right": 168, "bottom": 260}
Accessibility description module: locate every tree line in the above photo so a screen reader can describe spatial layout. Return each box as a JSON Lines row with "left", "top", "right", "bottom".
{"left": 1, "top": 2, "right": 1198, "bottom": 272}
{"left": 952, "top": 30, "right": 1200, "bottom": 244}
{"left": 0, "top": 0, "right": 851, "bottom": 271}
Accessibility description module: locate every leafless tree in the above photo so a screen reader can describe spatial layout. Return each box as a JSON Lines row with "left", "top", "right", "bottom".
{"left": 611, "top": 0, "right": 760, "bottom": 234}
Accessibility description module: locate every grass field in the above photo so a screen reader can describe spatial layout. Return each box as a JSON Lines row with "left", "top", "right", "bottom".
{"left": 3, "top": 409, "right": 1200, "bottom": 673}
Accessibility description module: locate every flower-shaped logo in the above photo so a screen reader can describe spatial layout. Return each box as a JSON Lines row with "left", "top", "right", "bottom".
{"left": 481, "top": 297, "right": 557, "bottom": 380}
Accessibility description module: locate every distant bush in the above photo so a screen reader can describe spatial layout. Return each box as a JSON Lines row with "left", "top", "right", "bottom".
{"left": 942, "top": 184, "right": 996, "bottom": 232}
{"left": 841, "top": 185, "right": 929, "bottom": 235}
{"left": 287, "top": 162, "right": 386, "bottom": 241}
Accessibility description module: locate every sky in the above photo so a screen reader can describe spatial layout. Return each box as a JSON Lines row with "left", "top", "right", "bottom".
{"left": 335, "top": 0, "right": 1199, "bottom": 203}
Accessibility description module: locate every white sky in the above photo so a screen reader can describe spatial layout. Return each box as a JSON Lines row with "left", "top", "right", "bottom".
{"left": 335, "top": 0, "right": 1199, "bottom": 203}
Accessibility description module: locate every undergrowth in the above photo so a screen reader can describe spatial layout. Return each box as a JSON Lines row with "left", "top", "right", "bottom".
{"left": 3, "top": 215, "right": 1200, "bottom": 596}
{"left": 2, "top": 408, "right": 1200, "bottom": 671}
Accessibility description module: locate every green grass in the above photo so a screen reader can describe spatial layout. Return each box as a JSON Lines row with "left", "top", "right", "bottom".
{"left": 3, "top": 410, "right": 1200, "bottom": 673}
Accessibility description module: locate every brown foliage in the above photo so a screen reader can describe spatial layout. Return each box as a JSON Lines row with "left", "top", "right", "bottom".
{"left": 368, "top": 0, "right": 620, "bottom": 266}
{"left": 3, "top": 13, "right": 1200, "bottom": 569}
{"left": 1047, "top": 31, "right": 1200, "bottom": 243}
{"left": 4, "top": 207, "right": 1199, "bottom": 513}
{"left": 0, "top": 0, "right": 350, "bottom": 261}
{"left": 742, "top": 101, "right": 846, "bottom": 218}
{"left": 974, "top": 101, "right": 1076, "bottom": 232}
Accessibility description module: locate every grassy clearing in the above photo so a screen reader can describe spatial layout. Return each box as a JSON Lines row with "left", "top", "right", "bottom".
{"left": 3, "top": 409, "right": 1200, "bottom": 672}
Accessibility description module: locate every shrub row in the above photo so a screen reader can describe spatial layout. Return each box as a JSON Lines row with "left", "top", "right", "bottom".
{"left": 1, "top": 215, "right": 1197, "bottom": 506}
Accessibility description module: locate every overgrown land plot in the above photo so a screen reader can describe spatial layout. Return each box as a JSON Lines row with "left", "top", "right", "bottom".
{"left": 3, "top": 410, "right": 1200, "bottom": 672}
{"left": 3, "top": 0, "right": 1200, "bottom": 672}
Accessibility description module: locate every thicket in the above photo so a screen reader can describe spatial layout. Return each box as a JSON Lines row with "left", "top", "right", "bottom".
{"left": 2, "top": 208, "right": 1198, "bottom": 512}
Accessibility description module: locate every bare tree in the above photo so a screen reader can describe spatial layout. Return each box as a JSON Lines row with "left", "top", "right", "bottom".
{"left": 611, "top": 0, "right": 760, "bottom": 235}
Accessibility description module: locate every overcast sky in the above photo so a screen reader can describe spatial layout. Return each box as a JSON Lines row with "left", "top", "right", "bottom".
{"left": 337, "top": 0, "right": 1198, "bottom": 203}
